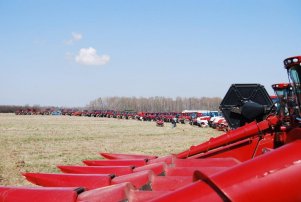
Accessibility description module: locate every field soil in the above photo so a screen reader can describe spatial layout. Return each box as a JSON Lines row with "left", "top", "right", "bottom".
{"left": 0, "top": 113, "right": 222, "bottom": 186}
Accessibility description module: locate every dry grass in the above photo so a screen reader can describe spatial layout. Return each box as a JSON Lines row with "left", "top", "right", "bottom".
{"left": 0, "top": 113, "right": 222, "bottom": 186}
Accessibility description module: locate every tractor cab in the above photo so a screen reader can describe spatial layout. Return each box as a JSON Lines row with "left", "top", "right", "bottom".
{"left": 284, "top": 56, "right": 301, "bottom": 119}
{"left": 271, "top": 83, "right": 296, "bottom": 125}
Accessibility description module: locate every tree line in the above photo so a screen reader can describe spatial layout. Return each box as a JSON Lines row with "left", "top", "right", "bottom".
{"left": 0, "top": 105, "right": 52, "bottom": 113}
{"left": 86, "top": 96, "right": 222, "bottom": 112}
{"left": 0, "top": 96, "right": 222, "bottom": 113}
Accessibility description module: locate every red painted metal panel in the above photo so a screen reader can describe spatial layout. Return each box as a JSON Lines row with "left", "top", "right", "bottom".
{"left": 0, "top": 187, "right": 79, "bottom": 202}
{"left": 188, "top": 138, "right": 257, "bottom": 161}
{"left": 133, "top": 162, "right": 167, "bottom": 176}
{"left": 151, "top": 140, "right": 301, "bottom": 201}
{"left": 165, "top": 167, "right": 228, "bottom": 177}
{"left": 177, "top": 117, "right": 277, "bottom": 159}
{"left": 199, "top": 138, "right": 262, "bottom": 161}
{"left": 77, "top": 183, "right": 133, "bottom": 202}
{"left": 208, "top": 140, "right": 301, "bottom": 190}
{"left": 285, "top": 127, "right": 301, "bottom": 143}
{"left": 151, "top": 176, "right": 192, "bottom": 191}
{"left": 251, "top": 133, "right": 274, "bottom": 157}
{"left": 128, "top": 190, "right": 170, "bottom": 202}
{"left": 148, "top": 155, "right": 173, "bottom": 165}
{"left": 173, "top": 157, "right": 240, "bottom": 167}
{"left": 170, "top": 140, "right": 301, "bottom": 201}
{"left": 150, "top": 181, "right": 223, "bottom": 202}
{"left": 57, "top": 165, "right": 134, "bottom": 176}
{"left": 83, "top": 159, "right": 147, "bottom": 167}
{"left": 111, "top": 170, "right": 154, "bottom": 189}
{"left": 22, "top": 173, "right": 113, "bottom": 190}
{"left": 224, "top": 160, "right": 301, "bottom": 201}
{"left": 187, "top": 134, "right": 274, "bottom": 162}
{"left": 100, "top": 152, "right": 157, "bottom": 160}
{"left": 185, "top": 141, "right": 301, "bottom": 201}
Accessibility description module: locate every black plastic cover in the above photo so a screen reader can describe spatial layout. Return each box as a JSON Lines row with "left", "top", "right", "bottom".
{"left": 220, "top": 84, "right": 273, "bottom": 129}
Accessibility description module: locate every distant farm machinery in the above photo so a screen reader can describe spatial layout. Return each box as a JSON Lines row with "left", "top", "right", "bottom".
{"left": 15, "top": 107, "right": 224, "bottom": 130}
{"left": 156, "top": 119, "right": 164, "bottom": 127}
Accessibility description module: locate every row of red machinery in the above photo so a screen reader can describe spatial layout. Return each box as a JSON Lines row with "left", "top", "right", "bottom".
{"left": 15, "top": 108, "right": 218, "bottom": 122}
{"left": 15, "top": 107, "right": 228, "bottom": 130}
{"left": 4, "top": 56, "right": 301, "bottom": 201}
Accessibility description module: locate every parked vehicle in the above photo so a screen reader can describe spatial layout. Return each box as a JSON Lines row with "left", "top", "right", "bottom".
{"left": 51, "top": 111, "right": 62, "bottom": 116}
{"left": 156, "top": 119, "right": 164, "bottom": 127}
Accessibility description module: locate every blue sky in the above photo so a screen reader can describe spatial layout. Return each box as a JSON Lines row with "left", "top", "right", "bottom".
{"left": 1, "top": 0, "right": 300, "bottom": 107}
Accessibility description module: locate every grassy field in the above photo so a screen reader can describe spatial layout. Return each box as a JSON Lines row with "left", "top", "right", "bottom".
{"left": 0, "top": 113, "right": 222, "bottom": 186}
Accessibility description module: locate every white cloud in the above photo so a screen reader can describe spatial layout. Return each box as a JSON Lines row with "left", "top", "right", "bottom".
{"left": 75, "top": 47, "right": 110, "bottom": 66}
{"left": 72, "top": 32, "right": 82, "bottom": 41}
{"left": 64, "top": 32, "right": 83, "bottom": 45}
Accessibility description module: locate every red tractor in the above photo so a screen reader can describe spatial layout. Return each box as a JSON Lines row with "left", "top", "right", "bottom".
{"left": 136, "top": 111, "right": 144, "bottom": 120}
{"left": 105, "top": 110, "right": 115, "bottom": 118}
{"left": 124, "top": 111, "right": 137, "bottom": 119}
{"left": 72, "top": 111, "right": 83, "bottom": 116}
{"left": 156, "top": 119, "right": 164, "bottom": 127}
{"left": 3, "top": 56, "right": 301, "bottom": 201}
{"left": 178, "top": 112, "right": 192, "bottom": 124}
